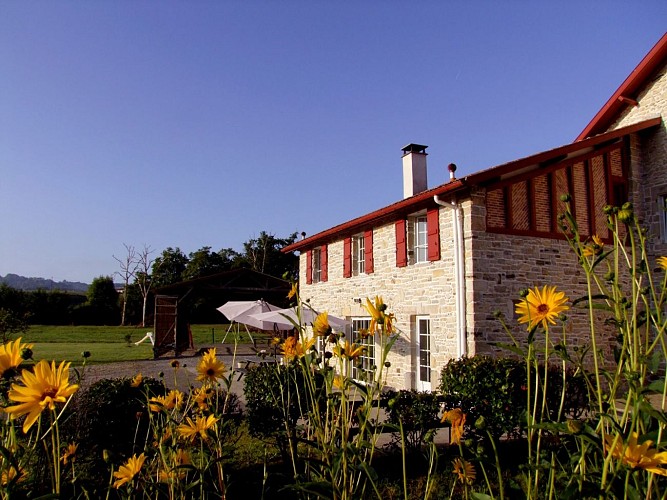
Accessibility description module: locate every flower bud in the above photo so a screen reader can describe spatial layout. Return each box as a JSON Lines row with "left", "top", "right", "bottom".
{"left": 566, "top": 419, "right": 583, "bottom": 434}
{"left": 560, "top": 194, "right": 571, "bottom": 203}
{"left": 81, "top": 351, "right": 91, "bottom": 359}
{"left": 21, "top": 348, "right": 33, "bottom": 360}
{"left": 474, "top": 415, "right": 487, "bottom": 430}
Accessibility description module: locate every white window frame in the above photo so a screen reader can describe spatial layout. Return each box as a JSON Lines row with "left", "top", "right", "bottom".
{"left": 350, "top": 318, "right": 374, "bottom": 382}
{"left": 312, "top": 247, "right": 322, "bottom": 283}
{"left": 416, "top": 315, "right": 431, "bottom": 391}
{"left": 352, "top": 233, "right": 365, "bottom": 276}
{"left": 407, "top": 214, "right": 428, "bottom": 265}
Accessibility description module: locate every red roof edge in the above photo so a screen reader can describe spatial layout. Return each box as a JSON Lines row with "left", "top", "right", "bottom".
{"left": 284, "top": 117, "right": 661, "bottom": 254}
{"left": 576, "top": 32, "right": 667, "bottom": 141}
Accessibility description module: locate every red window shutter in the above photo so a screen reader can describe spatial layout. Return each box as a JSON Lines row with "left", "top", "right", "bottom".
{"left": 427, "top": 208, "right": 441, "bottom": 261}
{"left": 343, "top": 238, "right": 352, "bottom": 278}
{"left": 395, "top": 220, "right": 407, "bottom": 267}
{"left": 306, "top": 250, "right": 312, "bottom": 284}
{"left": 364, "top": 230, "right": 374, "bottom": 274}
{"left": 321, "top": 245, "right": 328, "bottom": 282}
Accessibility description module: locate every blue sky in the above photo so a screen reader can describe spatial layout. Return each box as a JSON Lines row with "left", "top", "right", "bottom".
{"left": 1, "top": 2, "right": 665, "bottom": 283}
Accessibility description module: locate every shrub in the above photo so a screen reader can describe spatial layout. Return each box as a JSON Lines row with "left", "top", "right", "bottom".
{"left": 60, "top": 376, "right": 166, "bottom": 492}
{"left": 439, "top": 356, "right": 588, "bottom": 441}
{"left": 381, "top": 389, "right": 441, "bottom": 453}
{"left": 243, "top": 362, "right": 308, "bottom": 461}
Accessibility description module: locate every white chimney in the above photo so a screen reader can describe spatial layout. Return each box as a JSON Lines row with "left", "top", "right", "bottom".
{"left": 402, "top": 143, "right": 428, "bottom": 198}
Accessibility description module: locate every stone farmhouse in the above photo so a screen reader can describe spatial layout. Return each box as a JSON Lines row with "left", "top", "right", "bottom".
{"left": 282, "top": 32, "right": 667, "bottom": 391}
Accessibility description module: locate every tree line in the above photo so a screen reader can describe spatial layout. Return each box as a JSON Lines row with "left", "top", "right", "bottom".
{"left": 0, "top": 231, "right": 298, "bottom": 330}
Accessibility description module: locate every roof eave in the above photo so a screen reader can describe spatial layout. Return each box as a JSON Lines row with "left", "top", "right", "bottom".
{"left": 576, "top": 32, "right": 667, "bottom": 141}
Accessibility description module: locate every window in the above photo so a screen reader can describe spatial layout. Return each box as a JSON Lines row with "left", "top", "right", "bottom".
{"left": 312, "top": 248, "right": 322, "bottom": 282}
{"left": 350, "top": 318, "right": 374, "bottom": 382}
{"left": 416, "top": 316, "right": 431, "bottom": 386}
{"left": 408, "top": 215, "right": 428, "bottom": 264}
{"left": 395, "top": 208, "right": 439, "bottom": 267}
{"left": 306, "top": 245, "right": 327, "bottom": 284}
{"left": 352, "top": 234, "right": 365, "bottom": 275}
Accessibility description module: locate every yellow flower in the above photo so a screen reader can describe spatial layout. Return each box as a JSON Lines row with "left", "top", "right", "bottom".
{"left": 149, "top": 390, "right": 183, "bottom": 412}
{"left": 1, "top": 465, "right": 23, "bottom": 486}
{"left": 177, "top": 414, "right": 218, "bottom": 442}
{"left": 582, "top": 235, "right": 604, "bottom": 257}
{"left": 333, "top": 340, "right": 365, "bottom": 360}
{"left": 196, "top": 348, "right": 226, "bottom": 383}
{"left": 5, "top": 360, "right": 79, "bottom": 433}
{"left": 130, "top": 373, "right": 143, "bottom": 388}
{"left": 657, "top": 256, "right": 667, "bottom": 271}
{"left": 192, "top": 386, "right": 214, "bottom": 411}
{"left": 0, "top": 338, "right": 33, "bottom": 378}
{"left": 61, "top": 442, "right": 78, "bottom": 465}
{"left": 452, "top": 457, "right": 476, "bottom": 484}
{"left": 441, "top": 408, "right": 466, "bottom": 445}
{"left": 333, "top": 374, "right": 346, "bottom": 390}
{"left": 281, "top": 335, "right": 316, "bottom": 360}
{"left": 605, "top": 432, "right": 667, "bottom": 476}
{"left": 364, "top": 296, "right": 394, "bottom": 335}
{"left": 113, "top": 453, "right": 146, "bottom": 488}
{"left": 515, "top": 285, "right": 569, "bottom": 330}
{"left": 159, "top": 448, "right": 191, "bottom": 482}
{"left": 287, "top": 282, "right": 298, "bottom": 300}
{"left": 312, "top": 312, "right": 332, "bottom": 337}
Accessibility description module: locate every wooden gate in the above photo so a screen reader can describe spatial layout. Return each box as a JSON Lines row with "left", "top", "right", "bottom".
{"left": 154, "top": 295, "right": 178, "bottom": 358}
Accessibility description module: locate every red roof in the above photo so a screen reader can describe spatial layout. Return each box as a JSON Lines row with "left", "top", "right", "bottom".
{"left": 284, "top": 117, "right": 660, "bottom": 253}
{"left": 577, "top": 32, "right": 667, "bottom": 141}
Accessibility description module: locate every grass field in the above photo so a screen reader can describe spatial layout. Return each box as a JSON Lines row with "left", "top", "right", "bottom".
{"left": 22, "top": 324, "right": 271, "bottom": 365}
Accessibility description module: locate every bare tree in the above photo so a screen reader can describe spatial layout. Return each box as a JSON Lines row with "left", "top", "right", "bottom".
{"left": 113, "top": 244, "right": 138, "bottom": 326}
{"left": 136, "top": 244, "right": 155, "bottom": 327}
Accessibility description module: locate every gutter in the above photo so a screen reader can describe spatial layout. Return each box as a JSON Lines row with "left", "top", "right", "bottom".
{"left": 434, "top": 194, "right": 468, "bottom": 358}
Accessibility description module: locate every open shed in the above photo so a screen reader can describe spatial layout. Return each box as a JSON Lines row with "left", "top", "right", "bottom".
{"left": 151, "top": 268, "right": 291, "bottom": 358}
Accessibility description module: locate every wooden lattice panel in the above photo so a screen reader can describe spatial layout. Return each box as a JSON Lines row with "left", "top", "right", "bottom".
{"left": 486, "top": 188, "right": 506, "bottom": 229}
{"left": 592, "top": 155, "right": 609, "bottom": 239}
{"left": 511, "top": 181, "right": 530, "bottom": 231}
{"left": 534, "top": 174, "right": 551, "bottom": 233}
{"left": 572, "top": 162, "right": 590, "bottom": 237}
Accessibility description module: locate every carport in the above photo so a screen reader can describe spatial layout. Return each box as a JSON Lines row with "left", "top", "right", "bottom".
{"left": 151, "top": 268, "right": 291, "bottom": 358}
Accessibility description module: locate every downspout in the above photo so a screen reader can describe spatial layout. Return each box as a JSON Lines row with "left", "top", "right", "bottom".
{"left": 434, "top": 191, "right": 468, "bottom": 358}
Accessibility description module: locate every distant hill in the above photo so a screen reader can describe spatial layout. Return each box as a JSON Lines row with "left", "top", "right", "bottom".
{"left": 0, "top": 274, "right": 89, "bottom": 293}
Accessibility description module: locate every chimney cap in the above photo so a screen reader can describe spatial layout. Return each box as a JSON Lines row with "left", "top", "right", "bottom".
{"left": 401, "top": 143, "right": 428, "bottom": 155}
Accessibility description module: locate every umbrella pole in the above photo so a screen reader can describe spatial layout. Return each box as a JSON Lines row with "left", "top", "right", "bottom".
{"left": 221, "top": 322, "right": 235, "bottom": 344}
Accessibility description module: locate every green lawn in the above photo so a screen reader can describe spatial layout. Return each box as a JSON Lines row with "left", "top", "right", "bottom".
{"left": 21, "top": 324, "right": 270, "bottom": 365}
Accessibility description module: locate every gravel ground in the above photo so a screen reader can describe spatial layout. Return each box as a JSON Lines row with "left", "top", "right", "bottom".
{"left": 74, "top": 345, "right": 270, "bottom": 407}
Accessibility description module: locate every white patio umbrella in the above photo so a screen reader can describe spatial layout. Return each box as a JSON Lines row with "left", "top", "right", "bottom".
{"left": 216, "top": 299, "right": 280, "bottom": 342}
{"left": 249, "top": 307, "right": 348, "bottom": 331}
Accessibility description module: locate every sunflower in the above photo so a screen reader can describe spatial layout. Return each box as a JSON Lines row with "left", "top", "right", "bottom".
{"left": 452, "top": 457, "right": 476, "bottom": 484}
{"left": 333, "top": 340, "right": 365, "bottom": 360}
{"left": 332, "top": 374, "right": 347, "bottom": 390}
{"left": 287, "top": 282, "right": 298, "bottom": 300}
{"left": 196, "top": 348, "right": 226, "bottom": 383}
{"left": 582, "top": 235, "right": 604, "bottom": 257}
{"left": 177, "top": 414, "right": 218, "bottom": 442}
{"left": 0, "top": 338, "right": 33, "bottom": 378}
{"left": 1, "top": 465, "right": 23, "bottom": 486}
{"left": 149, "top": 390, "right": 183, "bottom": 412}
{"left": 192, "top": 386, "right": 214, "bottom": 411}
{"left": 605, "top": 432, "right": 667, "bottom": 476}
{"left": 364, "top": 296, "right": 394, "bottom": 335}
{"left": 5, "top": 360, "right": 79, "bottom": 433}
{"left": 515, "top": 285, "right": 569, "bottom": 330}
{"left": 159, "top": 448, "right": 191, "bottom": 482}
{"left": 441, "top": 408, "right": 466, "bottom": 445}
{"left": 130, "top": 373, "right": 143, "bottom": 388}
{"left": 312, "top": 312, "right": 332, "bottom": 337}
{"left": 657, "top": 256, "right": 667, "bottom": 271}
{"left": 61, "top": 442, "right": 78, "bottom": 465}
{"left": 281, "top": 335, "right": 316, "bottom": 360}
{"left": 113, "top": 453, "right": 146, "bottom": 488}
